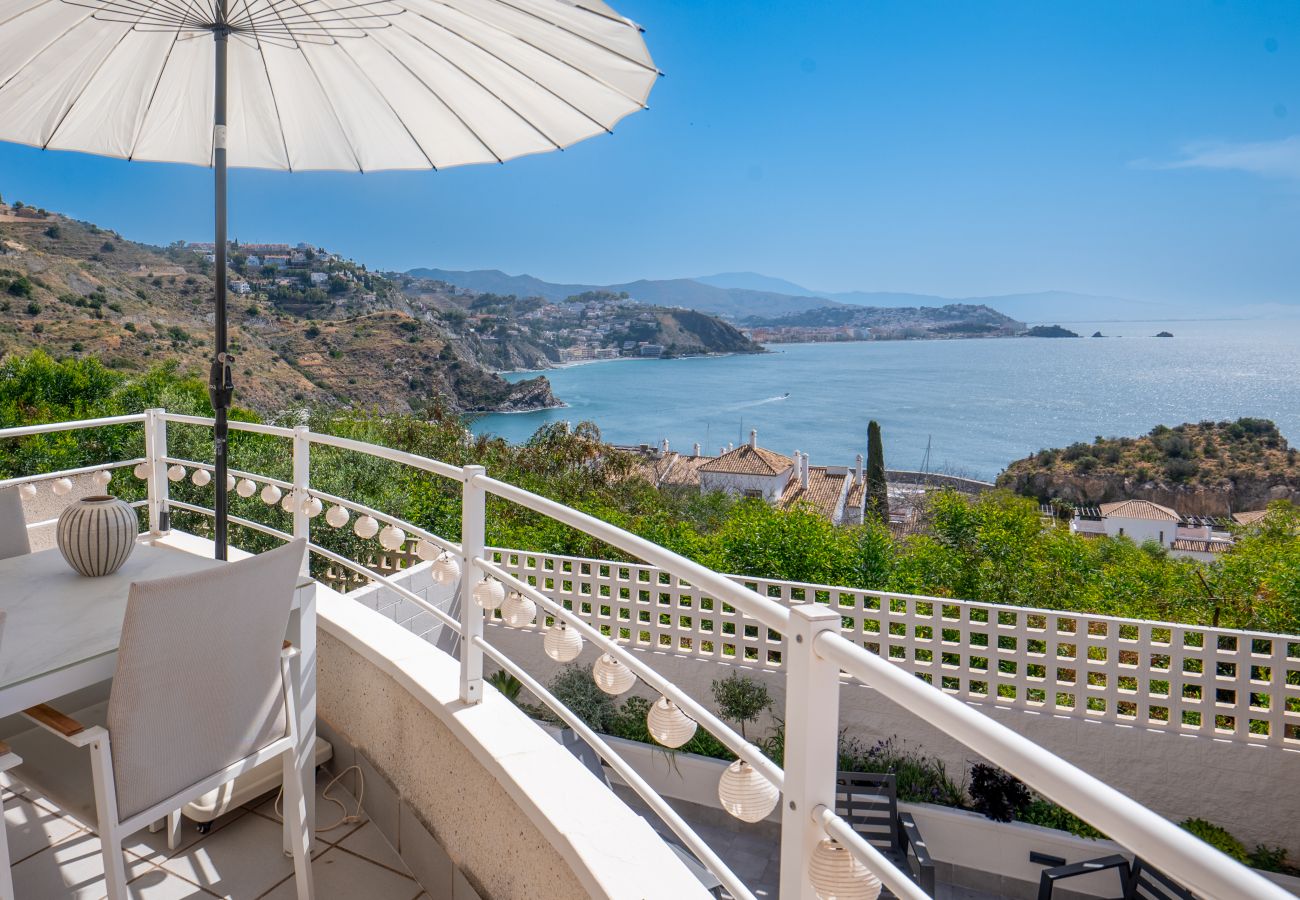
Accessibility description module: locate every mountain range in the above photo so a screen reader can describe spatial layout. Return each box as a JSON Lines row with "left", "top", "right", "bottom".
{"left": 412, "top": 268, "right": 1174, "bottom": 323}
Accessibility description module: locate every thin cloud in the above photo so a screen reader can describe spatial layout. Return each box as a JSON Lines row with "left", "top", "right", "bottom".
{"left": 1142, "top": 135, "right": 1300, "bottom": 181}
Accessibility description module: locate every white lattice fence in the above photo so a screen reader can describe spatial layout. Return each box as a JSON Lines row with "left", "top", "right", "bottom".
{"left": 487, "top": 548, "right": 1300, "bottom": 750}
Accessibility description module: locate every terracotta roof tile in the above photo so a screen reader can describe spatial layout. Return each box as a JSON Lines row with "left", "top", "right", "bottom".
{"left": 1232, "top": 510, "right": 1269, "bottom": 526}
{"left": 699, "top": 444, "right": 793, "bottom": 477}
{"left": 778, "top": 467, "right": 847, "bottom": 520}
{"left": 1099, "top": 499, "right": 1179, "bottom": 521}
{"left": 1171, "top": 538, "right": 1233, "bottom": 554}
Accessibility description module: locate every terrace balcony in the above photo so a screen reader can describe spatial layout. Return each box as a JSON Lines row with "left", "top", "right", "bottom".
{"left": 2, "top": 410, "right": 1297, "bottom": 900}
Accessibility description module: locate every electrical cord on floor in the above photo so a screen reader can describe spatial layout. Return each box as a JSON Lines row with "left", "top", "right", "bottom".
{"left": 272, "top": 764, "right": 366, "bottom": 834}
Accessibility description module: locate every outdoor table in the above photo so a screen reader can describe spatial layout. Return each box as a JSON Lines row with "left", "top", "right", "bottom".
{"left": 0, "top": 537, "right": 318, "bottom": 846}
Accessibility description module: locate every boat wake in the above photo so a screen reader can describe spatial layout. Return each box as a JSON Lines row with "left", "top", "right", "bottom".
{"left": 725, "top": 393, "right": 790, "bottom": 411}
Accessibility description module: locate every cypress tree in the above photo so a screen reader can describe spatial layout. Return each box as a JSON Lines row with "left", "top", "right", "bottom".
{"left": 866, "top": 420, "right": 889, "bottom": 522}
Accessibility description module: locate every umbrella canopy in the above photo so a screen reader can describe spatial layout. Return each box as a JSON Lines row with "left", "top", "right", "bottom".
{"left": 0, "top": 0, "right": 657, "bottom": 170}
{"left": 0, "top": 0, "right": 656, "bottom": 559}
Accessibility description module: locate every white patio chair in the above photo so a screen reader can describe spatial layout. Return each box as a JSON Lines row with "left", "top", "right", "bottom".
{"left": 0, "top": 610, "right": 18, "bottom": 900}
{"left": 6, "top": 539, "right": 314, "bottom": 900}
{"left": 0, "top": 487, "right": 30, "bottom": 561}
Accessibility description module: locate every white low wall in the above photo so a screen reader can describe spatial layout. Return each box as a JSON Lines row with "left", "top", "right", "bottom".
{"left": 348, "top": 559, "right": 1300, "bottom": 860}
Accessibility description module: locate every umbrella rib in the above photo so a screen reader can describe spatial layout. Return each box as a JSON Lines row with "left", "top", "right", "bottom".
{"left": 329, "top": 36, "right": 437, "bottom": 169}
{"left": 479, "top": 0, "right": 658, "bottom": 77}
{"left": 127, "top": 25, "right": 182, "bottom": 160}
{"left": 0, "top": 5, "right": 101, "bottom": 95}
{"left": 364, "top": 25, "right": 503, "bottom": 163}
{"left": 424, "top": 0, "right": 649, "bottom": 111}
{"left": 263, "top": 0, "right": 366, "bottom": 170}
{"left": 254, "top": 37, "right": 295, "bottom": 170}
{"left": 403, "top": 8, "right": 613, "bottom": 135}
{"left": 386, "top": 17, "right": 563, "bottom": 152}
{"left": 43, "top": 16, "right": 153, "bottom": 151}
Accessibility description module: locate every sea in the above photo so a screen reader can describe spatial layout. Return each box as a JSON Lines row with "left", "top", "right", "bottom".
{"left": 471, "top": 319, "right": 1300, "bottom": 481}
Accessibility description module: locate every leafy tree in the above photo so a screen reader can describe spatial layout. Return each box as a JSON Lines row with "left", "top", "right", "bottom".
{"left": 711, "top": 672, "right": 771, "bottom": 740}
{"left": 866, "top": 419, "right": 888, "bottom": 522}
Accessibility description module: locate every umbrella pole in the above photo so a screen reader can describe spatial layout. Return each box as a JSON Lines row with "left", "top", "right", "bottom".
{"left": 208, "top": 24, "right": 233, "bottom": 561}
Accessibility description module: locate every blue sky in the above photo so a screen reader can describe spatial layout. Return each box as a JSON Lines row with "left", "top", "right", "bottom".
{"left": 0, "top": 0, "right": 1296, "bottom": 306}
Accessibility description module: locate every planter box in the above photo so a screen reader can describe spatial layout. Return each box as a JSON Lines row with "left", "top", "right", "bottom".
{"left": 539, "top": 722, "right": 1300, "bottom": 899}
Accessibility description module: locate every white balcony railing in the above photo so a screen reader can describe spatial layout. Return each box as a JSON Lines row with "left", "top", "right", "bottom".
{"left": 485, "top": 549, "right": 1300, "bottom": 749}
{"left": 1, "top": 409, "right": 1292, "bottom": 900}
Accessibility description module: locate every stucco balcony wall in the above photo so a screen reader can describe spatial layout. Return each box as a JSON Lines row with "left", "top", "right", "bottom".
{"left": 314, "top": 587, "right": 708, "bottom": 900}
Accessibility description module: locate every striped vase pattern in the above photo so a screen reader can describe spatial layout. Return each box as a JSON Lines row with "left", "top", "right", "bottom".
{"left": 56, "top": 495, "right": 137, "bottom": 577}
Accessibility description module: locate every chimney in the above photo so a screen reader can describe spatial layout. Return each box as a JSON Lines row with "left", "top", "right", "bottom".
{"left": 728, "top": 442, "right": 734, "bottom": 452}
{"left": 693, "top": 442, "right": 701, "bottom": 457}
{"left": 801, "top": 452, "right": 810, "bottom": 490}
{"left": 749, "top": 429, "right": 758, "bottom": 449}
{"left": 855, "top": 453, "right": 864, "bottom": 485}
{"left": 661, "top": 438, "right": 670, "bottom": 454}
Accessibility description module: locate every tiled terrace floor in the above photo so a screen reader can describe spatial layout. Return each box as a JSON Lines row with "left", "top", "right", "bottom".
{"left": 4, "top": 771, "right": 428, "bottom": 899}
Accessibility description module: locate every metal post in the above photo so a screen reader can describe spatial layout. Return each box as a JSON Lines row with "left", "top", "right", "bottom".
{"left": 207, "top": 17, "right": 234, "bottom": 561}
{"left": 459, "top": 466, "right": 486, "bottom": 704}
{"left": 143, "top": 408, "right": 169, "bottom": 535}
{"left": 291, "top": 426, "right": 310, "bottom": 574}
{"left": 779, "top": 604, "right": 844, "bottom": 900}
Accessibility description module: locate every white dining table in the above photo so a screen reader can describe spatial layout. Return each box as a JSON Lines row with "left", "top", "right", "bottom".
{"left": 0, "top": 537, "right": 317, "bottom": 846}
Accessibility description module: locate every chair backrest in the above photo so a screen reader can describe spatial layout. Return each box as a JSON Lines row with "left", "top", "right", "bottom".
{"left": 0, "top": 487, "right": 31, "bottom": 561}
{"left": 106, "top": 539, "right": 306, "bottom": 822}
{"left": 1128, "top": 859, "right": 1195, "bottom": 900}
{"left": 834, "top": 771, "right": 900, "bottom": 855}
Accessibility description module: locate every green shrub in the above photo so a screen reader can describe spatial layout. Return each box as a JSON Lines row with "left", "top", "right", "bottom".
{"left": 1179, "top": 818, "right": 1248, "bottom": 862}
{"left": 548, "top": 664, "right": 616, "bottom": 733}
{"left": 1020, "top": 799, "right": 1105, "bottom": 839}
{"left": 969, "top": 763, "right": 1030, "bottom": 822}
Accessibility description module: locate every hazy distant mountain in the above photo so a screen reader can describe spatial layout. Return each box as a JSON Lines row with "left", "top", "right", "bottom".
{"left": 696, "top": 273, "right": 1172, "bottom": 322}
{"left": 410, "top": 268, "right": 836, "bottom": 319}
{"left": 413, "top": 267, "right": 1184, "bottom": 323}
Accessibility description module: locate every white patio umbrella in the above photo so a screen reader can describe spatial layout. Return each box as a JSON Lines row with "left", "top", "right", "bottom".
{"left": 0, "top": 0, "right": 657, "bottom": 558}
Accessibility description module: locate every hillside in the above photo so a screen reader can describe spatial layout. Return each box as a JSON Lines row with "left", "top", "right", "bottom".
{"left": 999, "top": 419, "right": 1300, "bottom": 514}
{"left": 408, "top": 268, "right": 837, "bottom": 319}
{"left": 393, "top": 281, "right": 763, "bottom": 363}
{"left": 0, "top": 206, "right": 555, "bottom": 415}
{"left": 743, "top": 303, "right": 1023, "bottom": 339}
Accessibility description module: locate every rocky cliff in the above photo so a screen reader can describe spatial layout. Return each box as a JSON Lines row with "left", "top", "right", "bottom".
{"left": 999, "top": 419, "right": 1300, "bottom": 515}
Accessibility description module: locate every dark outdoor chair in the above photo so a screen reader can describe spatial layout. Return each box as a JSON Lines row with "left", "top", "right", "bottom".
{"left": 834, "top": 771, "right": 935, "bottom": 897}
{"left": 1037, "top": 854, "right": 1194, "bottom": 900}
{"left": 556, "top": 729, "right": 725, "bottom": 897}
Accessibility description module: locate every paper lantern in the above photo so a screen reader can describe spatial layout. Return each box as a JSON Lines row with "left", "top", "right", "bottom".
{"left": 18, "top": 483, "right": 36, "bottom": 500}
{"left": 92, "top": 469, "right": 113, "bottom": 487}
{"left": 501, "top": 590, "right": 537, "bottom": 627}
{"left": 325, "top": 505, "right": 349, "bottom": 528}
{"left": 260, "top": 484, "right": 282, "bottom": 505}
{"left": 718, "top": 760, "right": 778, "bottom": 823}
{"left": 354, "top": 515, "right": 379, "bottom": 539}
{"left": 433, "top": 552, "right": 461, "bottom": 584}
{"left": 51, "top": 478, "right": 73, "bottom": 496}
{"left": 647, "top": 696, "right": 697, "bottom": 748}
{"left": 302, "top": 496, "right": 323, "bottom": 518}
{"left": 236, "top": 478, "right": 257, "bottom": 498}
{"left": 473, "top": 577, "right": 505, "bottom": 610}
{"left": 280, "top": 491, "right": 298, "bottom": 513}
{"left": 809, "top": 839, "right": 881, "bottom": 900}
{"left": 592, "top": 653, "right": 636, "bottom": 695}
{"left": 166, "top": 464, "right": 186, "bottom": 483}
{"left": 133, "top": 462, "right": 150, "bottom": 480}
{"left": 191, "top": 468, "right": 211, "bottom": 487}
{"left": 379, "top": 525, "right": 406, "bottom": 551}
{"left": 415, "top": 539, "right": 438, "bottom": 562}
{"left": 225, "top": 474, "right": 236, "bottom": 491}
{"left": 543, "top": 621, "right": 583, "bottom": 662}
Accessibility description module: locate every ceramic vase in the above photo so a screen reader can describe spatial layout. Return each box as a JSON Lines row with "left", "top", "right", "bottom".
{"left": 56, "top": 495, "right": 137, "bottom": 577}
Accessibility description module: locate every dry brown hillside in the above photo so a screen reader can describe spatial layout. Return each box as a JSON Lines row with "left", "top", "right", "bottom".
{"left": 0, "top": 206, "right": 554, "bottom": 414}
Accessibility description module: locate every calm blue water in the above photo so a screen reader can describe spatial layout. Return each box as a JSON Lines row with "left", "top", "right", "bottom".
{"left": 473, "top": 320, "right": 1300, "bottom": 481}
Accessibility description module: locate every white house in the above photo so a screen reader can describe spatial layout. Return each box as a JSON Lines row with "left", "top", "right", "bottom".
{"left": 698, "top": 431, "right": 795, "bottom": 502}
{"left": 229, "top": 280, "right": 252, "bottom": 295}
{"left": 1095, "top": 500, "right": 1179, "bottom": 545}
{"left": 309, "top": 271, "right": 329, "bottom": 286}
